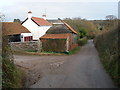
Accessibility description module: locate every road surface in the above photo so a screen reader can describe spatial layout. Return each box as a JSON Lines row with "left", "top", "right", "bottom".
{"left": 14, "top": 40, "right": 116, "bottom": 88}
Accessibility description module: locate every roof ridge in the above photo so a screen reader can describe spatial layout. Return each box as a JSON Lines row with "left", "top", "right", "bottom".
{"left": 32, "top": 16, "right": 43, "bottom": 19}
{"left": 40, "top": 33, "right": 70, "bottom": 39}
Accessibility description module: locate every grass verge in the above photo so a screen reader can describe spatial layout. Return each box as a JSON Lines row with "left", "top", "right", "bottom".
{"left": 13, "top": 50, "right": 66, "bottom": 56}
{"left": 68, "top": 46, "right": 80, "bottom": 55}
{"left": 13, "top": 47, "right": 81, "bottom": 56}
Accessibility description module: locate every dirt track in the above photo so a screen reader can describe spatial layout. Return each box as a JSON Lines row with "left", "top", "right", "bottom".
{"left": 14, "top": 40, "right": 116, "bottom": 88}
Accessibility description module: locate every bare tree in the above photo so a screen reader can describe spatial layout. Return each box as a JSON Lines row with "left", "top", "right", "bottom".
{"left": 105, "top": 15, "right": 118, "bottom": 30}
{"left": 105, "top": 15, "right": 117, "bottom": 20}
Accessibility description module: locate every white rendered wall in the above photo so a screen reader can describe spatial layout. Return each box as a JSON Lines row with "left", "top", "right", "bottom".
{"left": 22, "top": 18, "right": 51, "bottom": 40}
{"left": 21, "top": 33, "right": 32, "bottom": 36}
{"left": 21, "top": 33, "right": 33, "bottom": 42}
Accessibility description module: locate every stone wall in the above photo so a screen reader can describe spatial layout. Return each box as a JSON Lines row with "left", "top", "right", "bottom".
{"left": 10, "top": 41, "right": 42, "bottom": 52}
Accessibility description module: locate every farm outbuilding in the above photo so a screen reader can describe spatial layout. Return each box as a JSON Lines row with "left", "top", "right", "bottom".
{"left": 40, "top": 33, "right": 72, "bottom": 52}
{"left": 2, "top": 22, "right": 32, "bottom": 42}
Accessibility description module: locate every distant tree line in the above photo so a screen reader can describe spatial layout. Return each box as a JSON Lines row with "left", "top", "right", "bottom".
{"left": 13, "top": 19, "right": 21, "bottom": 23}
{"left": 64, "top": 17, "right": 98, "bottom": 39}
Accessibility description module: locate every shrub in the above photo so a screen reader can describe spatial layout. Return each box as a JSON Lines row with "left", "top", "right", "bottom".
{"left": 78, "top": 28, "right": 87, "bottom": 38}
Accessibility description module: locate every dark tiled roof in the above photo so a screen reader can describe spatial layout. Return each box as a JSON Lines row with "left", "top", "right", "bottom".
{"left": 2, "top": 22, "right": 30, "bottom": 35}
{"left": 46, "top": 24, "right": 72, "bottom": 34}
{"left": 47, "top": 18, "right": 77, "bottom": 34}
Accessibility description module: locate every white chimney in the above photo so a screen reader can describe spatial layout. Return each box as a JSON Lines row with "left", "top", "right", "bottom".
{"left": 42, "top": 14, "right": 46, "bottom": 20}
{"left": 28, "top": 11, "right": 32, "bottom": 19}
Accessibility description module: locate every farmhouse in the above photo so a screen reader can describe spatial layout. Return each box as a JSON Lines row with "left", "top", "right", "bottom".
{"left": 2, "top": 22, "right": 32, "bottom": 42}
{"left": 40, "top": 19, "right": 78, "bottom": 52}
{"left": 22, "top": 11, "right": 52, "bottom": 40}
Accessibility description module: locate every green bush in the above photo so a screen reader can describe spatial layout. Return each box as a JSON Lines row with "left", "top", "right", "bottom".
{"left": 78, "top": 28, "right": 87, "bottom": 38}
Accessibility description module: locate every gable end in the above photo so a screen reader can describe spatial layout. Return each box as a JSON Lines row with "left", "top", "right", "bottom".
{"left": 31, "top": 18, "right": 40, "bottom": 26}
{"left": 21, "top": 18, "right": 28, "bottom": 25}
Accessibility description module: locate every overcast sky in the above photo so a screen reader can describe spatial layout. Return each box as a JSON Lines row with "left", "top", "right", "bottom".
{"left": 0, "top": 0, "right": 119, "bottom": 21}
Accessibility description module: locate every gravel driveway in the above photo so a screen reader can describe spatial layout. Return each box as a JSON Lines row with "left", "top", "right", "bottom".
{"left": 14, "top": 40, "right": 116, "bottom": 88}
